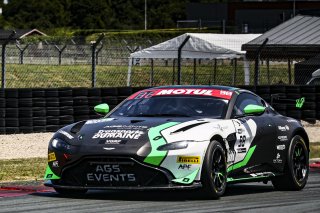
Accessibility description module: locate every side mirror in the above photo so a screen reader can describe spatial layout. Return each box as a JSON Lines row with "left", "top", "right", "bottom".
{"left": 94, "top": 103, "right": 110, "bottom": 115}
{"left": 243, "top": 104, "right": 265, "bottom": 115}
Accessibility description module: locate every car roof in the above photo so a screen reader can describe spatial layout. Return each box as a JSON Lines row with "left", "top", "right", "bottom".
{"left": 312, "top": 69, "right": 320, "bottom": 77}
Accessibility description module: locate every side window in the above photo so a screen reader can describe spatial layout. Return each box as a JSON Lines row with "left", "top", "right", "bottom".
{"left": 232, "top": 93, "right": 263, "bottom": 117}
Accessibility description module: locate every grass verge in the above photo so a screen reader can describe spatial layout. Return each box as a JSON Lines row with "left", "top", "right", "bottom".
{"left": 310, "top": 143, "right": 320, "bottom": 159}
{"left": 0, "top": 158, "right": 46, "bottom": 182}
{"left": 0, "top": 144, "right": 318, "bottom": 183}
{"left": 4, "top": 61, "right": 291, "bottom": 88}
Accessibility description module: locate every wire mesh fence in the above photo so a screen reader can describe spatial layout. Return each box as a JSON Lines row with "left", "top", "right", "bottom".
{"left": 0, "top": 35, "right": 319, "bottom": 88}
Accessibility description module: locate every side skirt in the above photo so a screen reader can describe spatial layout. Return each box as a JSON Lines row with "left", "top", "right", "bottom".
{"left": 227, "top": 172, "right": 283, "bottom": 184}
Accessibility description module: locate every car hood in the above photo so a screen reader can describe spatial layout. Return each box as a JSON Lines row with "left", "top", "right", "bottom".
{"left": 59, "top": 117, "right": 197, "bottom": 157}
{"left": 54, "top": 116, "right": 235, "bottom": 161}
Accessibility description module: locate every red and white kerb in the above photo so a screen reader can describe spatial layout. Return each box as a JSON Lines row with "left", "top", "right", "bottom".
{"left": 128, "top": 88, "right": 233, "bottom": 100}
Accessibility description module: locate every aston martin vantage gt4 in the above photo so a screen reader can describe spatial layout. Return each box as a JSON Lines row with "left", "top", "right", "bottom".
{"left": 44, "top": 86, "right": 309, "bottom": 198}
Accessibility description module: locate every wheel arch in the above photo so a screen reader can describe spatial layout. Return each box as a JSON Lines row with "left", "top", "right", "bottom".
{"left": 210, "top": 134, "right": 227, "bottom": 153}
{"left": 292, "top": 128, "right": 309, "bottom": 151}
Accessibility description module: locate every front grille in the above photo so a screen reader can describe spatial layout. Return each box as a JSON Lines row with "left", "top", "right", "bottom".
{"left": 58, "top": 157, "right": 170, "bottom": 187}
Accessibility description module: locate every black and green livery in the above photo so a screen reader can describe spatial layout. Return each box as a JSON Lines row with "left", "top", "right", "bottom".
{"left": 44, "top": 85, "right": 309, "bottom": 199}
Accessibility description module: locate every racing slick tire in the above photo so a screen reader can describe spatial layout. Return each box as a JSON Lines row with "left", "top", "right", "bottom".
{"left": 272, "top": 135, "right": 309, "bottom": 191}
{"left": 200, "top": 140, "right": 227, "bottom": 199}
{"left": 54, "top": 187, "right": 88, "bottom": 196}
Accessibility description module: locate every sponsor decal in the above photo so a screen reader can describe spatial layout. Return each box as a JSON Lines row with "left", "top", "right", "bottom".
{"left": 234, "top": 120, "right": 241, "bottom": 126}
{"left": 237, "top": 147, "right": 247, "bottom": 153}
{"left": 178, "top": 164, "right": 191, "bottom": 170}
{"left": 154, "top": 89, "right": 233, "bottom": 99}
{"left": 278, "top": 125, "right": 289, "bottom": 132}
{"left": 227, "top": 150, "right": 236, "bottom": 164}
{"left": 86, "top": 118, "right": 114, "bottom": 124}
{"left": 48, "top": 152, "right": 56, "bottom": 162}
{"left": 296, "top": 97, "right": 305, "bottom": 108}
{"left": 52, "top": 161, "right": 59, "bottom": 167}
{"left": 128, "top": 89, "right": 233, "bottom": 100}
{"left": 58, "top": 130, "right": 74, "bottom": 139}
{"left": 99, "top": 139, "right": 127, "bottom": 145}
{"left": 92, "top": 130, "right": 144, "bottom": 139}
{"left": 277, "top": 145, "right": 286, "bottom": 150}
{"left": 86, "top": 164, "right": 136, "bottom": 182}
{"left": 273, "top": 153, "right": 282, "bottom": 164}
{"left": 177, "top": 156, "right": 200, "bottom": 164}
{"left": 213, "top": 124, "right": 228, "bottom": 132}
{"left": 237, "top": 128, "right": 244, "bottom": 134}
{"left": 287, "top": 119, "right": 297, "bottom": 123}
{"left": 278, "top": 136, "right": 288, "bottom": 142}
{"left": 128, "top": 90, "right": 155, "bottom": 99}
{"left": 104, "top": 125, "right": 148, "bottom": 129}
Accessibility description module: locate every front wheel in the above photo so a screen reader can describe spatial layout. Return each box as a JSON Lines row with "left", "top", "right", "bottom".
{"left": 200, "top": 140, "right": 227, "bottom": 199}
{"left": 272, "top": 135, "right": 309, "bottom": 190}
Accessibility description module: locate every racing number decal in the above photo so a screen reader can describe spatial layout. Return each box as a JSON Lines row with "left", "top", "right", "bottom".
{"left": 229, "top": 119, "right": 258, "bottom": 170}
{"left": 238, "top": 135, "right": 246, "bottom": 147}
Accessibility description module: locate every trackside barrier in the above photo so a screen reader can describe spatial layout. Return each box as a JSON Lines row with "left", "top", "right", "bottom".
{"left": 0, "top": 85, "right": 319, "bottom": 134}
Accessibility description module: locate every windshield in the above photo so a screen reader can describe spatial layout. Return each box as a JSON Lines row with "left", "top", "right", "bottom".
{"left": 110, "top": 96, "right": 229, "bottom": 118}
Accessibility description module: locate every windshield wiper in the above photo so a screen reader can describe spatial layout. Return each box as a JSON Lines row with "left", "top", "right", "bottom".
{"left": 155, "top": 113, "right": 190, "bottom": 117}
{"left": 132, "top": 113, "right": 190, "bottom": 117}
{"left": 132, "top": 114, "right": 157, "bottom": 117}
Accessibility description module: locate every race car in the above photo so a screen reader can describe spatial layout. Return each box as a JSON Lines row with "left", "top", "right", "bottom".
{"left": 44, "top": 85, "right": 309, "bottom": 198}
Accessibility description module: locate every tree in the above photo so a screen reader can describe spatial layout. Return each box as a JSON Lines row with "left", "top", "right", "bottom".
{"left": 69, "top": 0, "right": 115, "bottom": 29}
{"left": 3, "top": 0, "right": 68, "bottom": 29}
{"left": 1, "top": 0, "right": 226, "bottom": 30}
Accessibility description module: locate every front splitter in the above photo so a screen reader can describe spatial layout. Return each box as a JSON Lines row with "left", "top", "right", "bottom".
{"left": 44, "top": 180, "right": 202, "bottom": 191}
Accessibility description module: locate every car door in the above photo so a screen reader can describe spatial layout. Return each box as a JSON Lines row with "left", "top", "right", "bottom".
{"left": 229, "top": 92, "right": 276, "bottom": 172}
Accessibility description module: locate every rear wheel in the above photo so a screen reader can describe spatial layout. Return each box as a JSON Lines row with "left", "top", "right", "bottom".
{"left": 272, "top": 135, "right": 309, "bottom": 190}
{"left": 200, "top": 140, "right": 227, "bottom": 199}
{"left": 54, "top": 187, "right": 88, "bottom": 196}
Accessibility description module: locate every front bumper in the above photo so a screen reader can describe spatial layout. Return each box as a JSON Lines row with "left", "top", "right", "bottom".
{"left": 44, "top": 180, "right": 202, "bottom": 191}
{"left": 46, "top": 156, "right": 202, "bottom": 189}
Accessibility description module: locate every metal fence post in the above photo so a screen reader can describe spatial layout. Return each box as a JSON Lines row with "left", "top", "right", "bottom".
{"left": 193, "top": 59, "right": 196, "bottom": 84}
{"left": 96, "top": 43, "right": 104, "bottom": 65}
{"left": 1, "top": 44, "right": 6, "bottom": 89}
{"left": 54, "top": 44, "right": 67, "bottom": 65}
{"left": 288, "top": 58, "right": 292, "bottom": 84}
{"left": 1, "top": 30, "right": 16, "bottom": 89}
{"left": 150, "top": 59, "right": 154, "bottom": 86}
{"left": 16, "top": 43, "right": 29, "bottom": 64}
{"left": 91, "top": 43, "right": 96, "bottom": 88}
{"left": 172, "top": 59, "right": 176, "bottom": 85}
{"left": 177, "top": 35, "right": 190, "bottom": 85}
{"left": 233, "top": 58, "right": 237, "bottom": 86}
{"left": 91, "top": 34, "right": 104, "bottom": 88}
{"left": 254, "top": 38, "right": 268, "bottom": 86}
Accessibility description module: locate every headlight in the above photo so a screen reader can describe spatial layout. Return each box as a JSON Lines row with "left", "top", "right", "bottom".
{"left": 157, "top": 141, "right": 189, "bottom": 151}
{"left": 50, "top": 138, "right": 71, "bottom": 152}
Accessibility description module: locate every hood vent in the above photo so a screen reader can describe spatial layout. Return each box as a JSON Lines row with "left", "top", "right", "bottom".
{"left": 70, "top": 120, "right": 87, "bottom": 134}
{"left": 130, "top": 119, "right": 145, "bottom": 123}
{"left": 171, "top": 122, "right": 209, "bottom": 134}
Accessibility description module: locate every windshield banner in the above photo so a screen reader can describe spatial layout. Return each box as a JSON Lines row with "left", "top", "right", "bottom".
{"left": 128, "top": 89, "right": 233, "bottom": 100}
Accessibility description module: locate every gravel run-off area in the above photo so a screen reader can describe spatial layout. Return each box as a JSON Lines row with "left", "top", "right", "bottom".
{"left": 0, "top": 126, "right": 319, "bottom": 160}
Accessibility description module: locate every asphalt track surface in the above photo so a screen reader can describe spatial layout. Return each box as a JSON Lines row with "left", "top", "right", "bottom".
{"left": 0, "top": 170, "right": 319, "bottom": 213}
